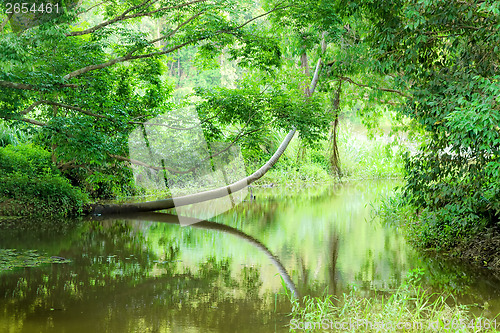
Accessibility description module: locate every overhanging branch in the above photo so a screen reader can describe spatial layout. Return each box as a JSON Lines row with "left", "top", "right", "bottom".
{"left": 67, "top": 0, "right": 208, "bottom": 37}
{"left": 0, "top": 12, "right": 13, "bottom": 33}
{"left": 64, "top": 3, "right": 292, "bottom": 80}
{"left": 340, "top": 76, "right": 409, "bottom": 98}
{"left": 0, "top": 80, "right": 78, "bottom": 91}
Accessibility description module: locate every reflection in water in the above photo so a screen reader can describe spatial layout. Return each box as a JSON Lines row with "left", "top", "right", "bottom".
{"left": 101, "top": 212, "right": 299, "bottom": 299}
{"left": 1, "top": 180, "right": 500, "bottom": 332}
{"left": 0, "top": 218, "right": 290, "bottom": 332}
{"left": 328, "top": 229, "right": 340, "bottom": 295}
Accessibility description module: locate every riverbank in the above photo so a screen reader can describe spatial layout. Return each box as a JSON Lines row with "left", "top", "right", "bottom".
{"left": 288, "top": 281, "right": 497, "bottom": 333}
{"left": 447, "top": 227, "right": 500, "bottom": 272}
{"left": 374, "top": 192, "right": 500, "bottom": 274}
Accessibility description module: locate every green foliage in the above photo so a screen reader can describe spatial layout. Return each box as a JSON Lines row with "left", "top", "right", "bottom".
{"left": 289, "top": 283, "right": 495, "bottom": 333}
{"left": 196, "top": 69, "right": 332, "bottom": 149}
{"left": 376, "top": 188, "right": 487, "bottom": 252}
{"left": 0, "top": 0, "right": 340, "bottom": 204}
{"left": 266, "top": 0, "right": 344, "bottom": 53}
{"left": 0, "top": 144, "right": 89, "bottom": 217}
{"left": 0, "top": 120, "right": 28, "bottom": 147}
{"left": 351, "top": 0, "right": 500, "bottom": 241}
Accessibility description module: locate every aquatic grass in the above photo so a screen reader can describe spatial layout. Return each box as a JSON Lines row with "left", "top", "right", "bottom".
{"left": 0, "top": 249, "right": 71, "bottom": 271}
{"left": 288, "top": 284, "right": 498, "bottom": 332}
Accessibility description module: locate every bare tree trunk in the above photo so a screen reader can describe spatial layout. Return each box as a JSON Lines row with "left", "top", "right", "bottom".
{"left": 300, "top": 51, "right": 310, "bottom": 97}
{"left": 309, "top": 32, "right": 327, "bottom": 96}
{"left": 91, "top": 127, "right": 296, "bottom": 215}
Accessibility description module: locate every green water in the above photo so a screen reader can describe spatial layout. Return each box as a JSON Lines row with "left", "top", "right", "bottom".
{"left": 0, "top": 181, "right": 499, "bottom": 332}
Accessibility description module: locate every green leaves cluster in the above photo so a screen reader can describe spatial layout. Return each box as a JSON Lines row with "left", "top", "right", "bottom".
{"left": 0, "top": 0, "right": 316, "bottom": 202}
{"left": 356, "top": 0, "right": 500, "bottom": 245}
{"left": 195, "top": 69, "right": 331, "bottom": 162}
{"left": 0, "top": 144, "right": 89, "bottom": 217}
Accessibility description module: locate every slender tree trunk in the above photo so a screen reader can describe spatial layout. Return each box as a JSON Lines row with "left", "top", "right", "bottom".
{"left": 300, "top": 51, "right": 310, "bottom": 97}
{"left": 309, "top": 33, "right": 327, "bottom": 96}
{"left": 329, "top": 81, "right": 342, "bottom": 178}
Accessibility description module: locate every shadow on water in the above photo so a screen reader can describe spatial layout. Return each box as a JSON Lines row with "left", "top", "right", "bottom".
{"left": 1, "top": 180, "right": 500, "bottom": 332}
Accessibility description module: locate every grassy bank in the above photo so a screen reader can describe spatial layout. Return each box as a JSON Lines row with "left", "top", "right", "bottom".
{"left": 288, "top": 275, "right": 497, "bottom": 332}
{"left": 374, "top": 190, "right": 500, "bottom": 272}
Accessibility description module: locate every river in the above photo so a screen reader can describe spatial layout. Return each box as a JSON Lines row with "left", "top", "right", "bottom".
{"left": 1, "top": 180, "right": 499, "bottom": 332}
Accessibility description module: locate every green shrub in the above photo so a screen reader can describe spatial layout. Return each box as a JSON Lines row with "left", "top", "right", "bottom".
{"left": 374, "top": 188, "right": 489, "bottom": 251}
{"left": 0, "top": 143, "right": 54, "bottom": 175}
{"left": 0, "top": 144, "right": 89, "bottom": 217}
{"left": 0, "top": 121, "right": 28, "bottom": 147}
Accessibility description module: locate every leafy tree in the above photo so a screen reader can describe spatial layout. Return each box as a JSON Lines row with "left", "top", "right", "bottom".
{"left": 352, "top": 0, "right": 500, "bottom": 244}
{"left": 0, "top": 0, "right": 329, "bottom": 201}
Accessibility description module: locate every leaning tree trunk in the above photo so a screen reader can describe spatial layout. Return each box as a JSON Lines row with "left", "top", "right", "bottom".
{"left": 91, "top": 127, "right": 296, "bottom": 215}
{"left": 91, "top": 35, "right": 328, "bottom": 216}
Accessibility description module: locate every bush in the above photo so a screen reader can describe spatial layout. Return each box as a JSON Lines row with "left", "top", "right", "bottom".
{"left": 64, "top": 164, "right": 141, "bottom": 200}
{"left": 0, "top": 144, "right": 89, "bottom": 217}
{"left": 0, "top": 121, "right": 28, "bottom": 147}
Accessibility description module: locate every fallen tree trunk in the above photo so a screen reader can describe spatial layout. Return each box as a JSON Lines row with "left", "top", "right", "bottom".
{"left": 91, "top": 127, "right": 296, "bottom": 215}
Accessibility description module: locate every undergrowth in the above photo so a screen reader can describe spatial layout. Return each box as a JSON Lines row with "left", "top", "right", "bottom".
{"left": 287, "top": 270, "right": 498, "bottom": 332}
{"left": 0, "top": 144, "right": 89, "bottom": 217}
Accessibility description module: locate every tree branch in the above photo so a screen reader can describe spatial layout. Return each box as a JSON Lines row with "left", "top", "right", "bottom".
{"left": 0, "top": 80, "right": 78, "bottom": 91}
{"left": 0, "top": 80, "right": 36, "bottom": 90}
{"left": 233, "top": 2, "right": 292, "bottom": 30}
{"left": 68, "top": 0, "right": 157, "bottom": 36}
{"left": 37, "top": 100, "right": 210, "bottom": 131}
{"left": 21, "top": 118, "right": 46, "bottom": 126}
{"left": 41, "top": 100, "right": 109, "bottom": 119}
{"left": 145, "top": 10, "right": 205, "bottom": 46}
{"left": 63, "top": 38, "right": 201, "bottom": 80}
{"left": 78, "top": 0, "right": 111, "bottom": 15}
{"left": 0, "top": 12, "right": 13, "bottom": 33}
{"left": 20, "top": 100, "right": 43, "bottom": 115}
{"left": 339, "top": 76, "right": 409, "bottom": 98}
{"left": 64, "top": 2, "right": 292, "bottom": 80}
{"left": 68, "top": 0, "right": 207, "bottom": 36}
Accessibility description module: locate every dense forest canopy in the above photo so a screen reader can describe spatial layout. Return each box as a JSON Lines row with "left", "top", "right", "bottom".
{"left": 0, "top": 0, "right": 334, "bottom": 196}
{"left": 356, "top": 0, "right": 500, "bottom": 245}
{"left": 0, "top": 0, "right": 498, "bottom": 235}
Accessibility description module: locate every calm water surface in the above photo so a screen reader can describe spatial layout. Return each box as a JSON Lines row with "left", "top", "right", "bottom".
{"left": 1, "top": 180, "right": 499, "bottom": 332}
